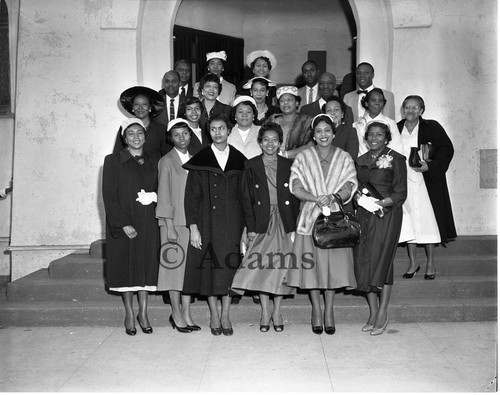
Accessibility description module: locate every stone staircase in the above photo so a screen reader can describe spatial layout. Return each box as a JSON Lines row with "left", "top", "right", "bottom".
{"left": 0, "top": 236, "right": 496, "bottom": 327}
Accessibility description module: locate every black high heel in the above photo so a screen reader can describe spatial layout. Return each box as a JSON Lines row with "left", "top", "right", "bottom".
{"left": 424, "top": 273, "right": 436, "bottom": 280}
{"left": 325, "top": 325, "right": 336, "bottom": 335}
{"left": 124, "top": 318, "right": 136, "bottom": 336}
{"left": 187, "top": 324, "right": 201, "bottom": 331}
{"left": 272, "top": 315, "right": 284, "bottom": 332}
{"left": 311, "top": 320, "right": 323, "bottom": 335}
{"left": 136, "top": 315, "right": 153, "bottom": 334}
{"left": 403, "top": 265, "right": 420, "bottom": 279}
{"left": 169, "top": 315, "right": 192, "bottom": 333}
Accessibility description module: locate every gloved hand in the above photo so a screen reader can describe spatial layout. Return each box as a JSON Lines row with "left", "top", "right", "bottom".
{"left": 136, "top": 189, "right": 157, "bottom": 205}
{"left": 357, "top": 195, "right": 382, "bottom": 213}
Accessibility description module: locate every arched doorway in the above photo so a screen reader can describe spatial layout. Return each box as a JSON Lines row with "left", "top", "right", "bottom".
{"left": 138, "top": 0, "right": 393, "bottom": 93}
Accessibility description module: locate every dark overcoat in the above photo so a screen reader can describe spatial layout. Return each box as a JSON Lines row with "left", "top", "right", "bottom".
{"left": 102, "top": 149, "right": 160, "bottom": 288}
{"left": 240, "top": 155, "right": 300, "bottom": 234}
{"left": 199, "top": 100, "right": 232, "bottom": 135}
{"left": 397, "top": 117, "right": 457, "bottom": 243}
{"left": 182, "top": 145, "right": 246, "bottom": 296}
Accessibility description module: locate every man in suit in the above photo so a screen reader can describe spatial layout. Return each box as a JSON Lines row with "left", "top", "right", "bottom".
{"left": 155, "top": 70, "right": 186, "bottom": 126}
{"left": 300, "top": 72, "right": 354, "bottom": 126}
{"left": 343, "top": 62, "right": 396, "bottom": 121}
{"left": 174, "top": 59, "right": 193, "bottom": 98}
{"left": 297, "top": 60, "right": 320, "bottom": 111}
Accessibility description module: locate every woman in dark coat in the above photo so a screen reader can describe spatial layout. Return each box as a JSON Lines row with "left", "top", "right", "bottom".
{"left": 113, "top": 86, "right": 170, "bottom": 162}
{"left": 103, "top": 118, "right": 160, "bottom": 336}
{"left": 397, "top": 95, "right": 457, "bottom": 280}
{"left": 354, "top": 121, "right": 407, "bottom": 335}
{"left": 232, "top": 122, "right": 300, "bottom": 332}
{"left": 183, "top": 113, "right": 246, "bottom": 336}
{"left": 197, "top": 73, "right": 232, "bottom": 134}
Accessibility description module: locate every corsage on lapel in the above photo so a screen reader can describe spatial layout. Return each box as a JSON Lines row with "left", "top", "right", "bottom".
{"left": 376, "top": 154, "right": 393, "bottom": 169}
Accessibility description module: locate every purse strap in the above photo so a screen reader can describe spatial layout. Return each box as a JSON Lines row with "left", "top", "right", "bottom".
{"left": 331, "top": 193, "right": 347, "bottom": 216}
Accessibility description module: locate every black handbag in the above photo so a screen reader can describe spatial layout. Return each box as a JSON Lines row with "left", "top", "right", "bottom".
{"left": 408, "top": 147, "right": 422, "bottom": 168}
{"left": 312, "top": 194, "right": 361, "bottom": 249}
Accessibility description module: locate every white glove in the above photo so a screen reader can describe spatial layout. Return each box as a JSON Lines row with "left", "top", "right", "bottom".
{"left": 136, "top": 189, "right": 157, "bottom": 205}
{"left": 358, "top": 195, "right": 382, "bottom": 213}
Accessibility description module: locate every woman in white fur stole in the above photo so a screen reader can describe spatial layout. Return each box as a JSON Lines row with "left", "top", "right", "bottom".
{"left": 287, "top": 114, "right": 358, "bottom": 335}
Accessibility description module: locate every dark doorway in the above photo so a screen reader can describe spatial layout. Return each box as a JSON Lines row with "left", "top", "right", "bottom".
{"left": 173, "top": 25, "right": 244, "bottom": 88}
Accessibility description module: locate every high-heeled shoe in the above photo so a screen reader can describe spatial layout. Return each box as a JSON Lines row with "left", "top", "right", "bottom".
{"left": 136, "top": 315, "right": 153, "bottom": 334}
{"left": 311, "top": 321, "right": 323, "bottom": 335}
{"left": 210, "top": 326, "right": 222, "bottom": 336}
{"left": 124, "top": 318, "right": 136, "bottom": 336}
{"left": 361, "top": 323, "right": 374, "bottom": 332}
{"left": 260, "top": 320, "right": 271, "bottom": 332}
{"left": 169, "top": 315, "right": 192, "bottom": 333}
{"left": 221, "top": 325, "right": 233, "bottom": 336}
{"left": 187, "top": 324, "right": 201, "bottom": 331}
{"left": 424, "top": 272, "right": 436, "bottom": 280}
{"left": 324, "top": 325, "right": 336, "bottom": 335}
{"left": 402, "top": 265, "right": 420, "bottom": 279}
{"left": 370, "top": 318, "right": 389, "bottom": 336}
{"left": 272, "top": 316, "right": 284, "bottom": 332}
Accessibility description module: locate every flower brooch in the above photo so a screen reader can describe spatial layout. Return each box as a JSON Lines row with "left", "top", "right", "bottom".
{"left": 376, "top": 154, "right": 393, "bottom": 169}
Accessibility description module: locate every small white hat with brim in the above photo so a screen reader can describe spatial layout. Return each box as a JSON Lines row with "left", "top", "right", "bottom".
{"left": 232, "top": 95, "right": 257, "bottom": 108}
{"left": 206, "top": 51, "right": 227, "bottom": 62}
{"left": 120, "top": 118, "right": 146, "bottom": 136}
{"left": 246, "top": 50, "right": 277, "bottom": 70}
{"left": 167, "top": 118, "right": 193, "bottom": 132}
{"left": 242, "top": 77, "right": 277, "bottom": 90}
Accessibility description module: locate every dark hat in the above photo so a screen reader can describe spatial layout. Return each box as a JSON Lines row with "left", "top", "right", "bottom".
{"left": 119, "top": 86, "right": 165, "bottom": 117}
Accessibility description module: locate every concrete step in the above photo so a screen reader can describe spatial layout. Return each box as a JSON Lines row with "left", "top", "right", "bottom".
{"left": 88, "top": 236, "right": 497, "bottom": 260}
{"left": 49, "top": 248, "right": 496, "bottom": 282}
{"left": 6, "top": 268, "right": 497, "bottom": 302}
{"left": 0, "top": 297, "right": 495, "bottom": 327}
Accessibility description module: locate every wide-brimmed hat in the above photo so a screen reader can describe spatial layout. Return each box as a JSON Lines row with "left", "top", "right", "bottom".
{"left": 242, "top": 77, "right": 277, "bottom": 90}
{"left": 276, "top": 86, "right": 300, "bottom": 100}
{"left": 119, "top": 86, "right": 164, "bottom": 117}
{"left": 246, "top": 50, "right": 277, "bottom": 70}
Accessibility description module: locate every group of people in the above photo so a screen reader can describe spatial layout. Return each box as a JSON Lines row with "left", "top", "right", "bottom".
{"left": 102, "top": 49, "right": 456, "bottom": 338}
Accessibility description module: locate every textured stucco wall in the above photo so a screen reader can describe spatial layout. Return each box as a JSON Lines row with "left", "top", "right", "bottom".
{"left": 0, "top": 116, "right": 14, "bottom": 276}
{"left": 390, "top": 0, "right": 497, "bottom": 235}
{"left": 10, "top": 0, "right": 141, "bottom": 278}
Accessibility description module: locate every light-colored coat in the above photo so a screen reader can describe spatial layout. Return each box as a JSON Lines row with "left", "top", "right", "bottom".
{"left": 227, "top": 124, "right": 261, "bottom": 159}
{"left": 289, "top": 146, "right": 358, "bottom": 235}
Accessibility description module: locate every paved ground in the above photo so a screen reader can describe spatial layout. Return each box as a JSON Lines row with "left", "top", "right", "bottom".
{"left": 0, "top": 321, "right": 496, "bottom": 392}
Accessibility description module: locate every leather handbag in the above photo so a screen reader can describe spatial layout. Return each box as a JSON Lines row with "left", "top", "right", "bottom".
{"left": 312, "top": 194, "right": 361, "bottom": 249}
{"left": 408, "top": 147, "right": 422, "bottom": 168}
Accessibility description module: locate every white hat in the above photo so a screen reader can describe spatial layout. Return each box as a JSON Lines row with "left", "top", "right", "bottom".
{"left": 206, "top": 51, "right": 227, "bottom": 62}
{"left": 311, "top": 113, "right": 336, "bottom": 127}
{"left": 167, "top": 118, "right": 193, "bottom": 132}
{"left": 246, "top": 50, "right": 277, "bottom": 70}
{"left": 120, "top": 118, "right": 146, "bottom": 136}
{"left": 276, "top": 86, "right": 299, "bottom": 100}
{"left": 232, "top": 95, "right": 257, "bottom": 108}
{"left": 242, "top": 77, "right": 277, "bottom": 90}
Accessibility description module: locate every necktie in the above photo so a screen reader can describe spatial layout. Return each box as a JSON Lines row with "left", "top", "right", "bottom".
{"left": 308, "top": 88, "right": 313, "bottom": 104}
{"left": 169, "top": 98, "right": 175, "bottom": 121}
{"left": 181, "top": 87, "right": 186, "bottom": 98}
{"left": 357, "top": 89, "right": 368, "bottom": 95}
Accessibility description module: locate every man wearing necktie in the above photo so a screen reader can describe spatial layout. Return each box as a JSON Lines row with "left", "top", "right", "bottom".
{"left": 343, "top": 62, "right": 395, "bottom": 122}
{"left": 174, "top": 59, "right": 193, "bottom": 98}
{"left": 154, "top": 70, "right": 186, "bottom": 126}
{"left": 297, "top": 60, "right": 319, "bottom": 111}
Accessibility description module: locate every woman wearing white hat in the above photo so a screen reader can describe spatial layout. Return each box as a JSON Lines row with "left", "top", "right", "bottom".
{"left": 194, "top": 51, "right": 236, "bottom": 106}
{"left": 103, "top": 118, "right": 160, "bottom": 336}
{"left": 243, "top": 77, "right": 280, "bottom": 125}
{"left": 245, "top": 50, "right": 278, "bottom": 106}
{"left": 227, "top": 95, "right": 262, "bottom": 159}
{"left": 267, "top": 86, "right": 313, "bottom": 159}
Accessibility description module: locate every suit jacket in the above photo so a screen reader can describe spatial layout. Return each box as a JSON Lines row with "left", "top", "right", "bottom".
{"left": 297, "top": 84, "right": 320, "bottom": 111}
{"left": 188, "top": 127, "right": 211, "bottom": 156}
{"left": 344, "top": 87, "right": 395, "bottom": 121}
{"left": 179, "top": 84, "right": 194, "bottom": 99}
{"left": 240, "top": 155, "right": 299, "bottom": 234}
{"left": 332, "top": 123, "right": 358, "bottom": 160}
{"left": 154, "top": 90, "right": 187, "bottom": 126}
{"left": 199, "top": 100, "right": 232, "bottom": 134}
{"left": 299, "top": 100, "right": 355, "bottom": 128}
{"left": 397, "top": 117, "right": 457, "bottom": 243}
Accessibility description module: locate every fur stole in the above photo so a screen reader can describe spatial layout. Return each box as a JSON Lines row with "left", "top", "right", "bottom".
{"left": 290, "top": 146, "right": 358, "bottom": 235}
